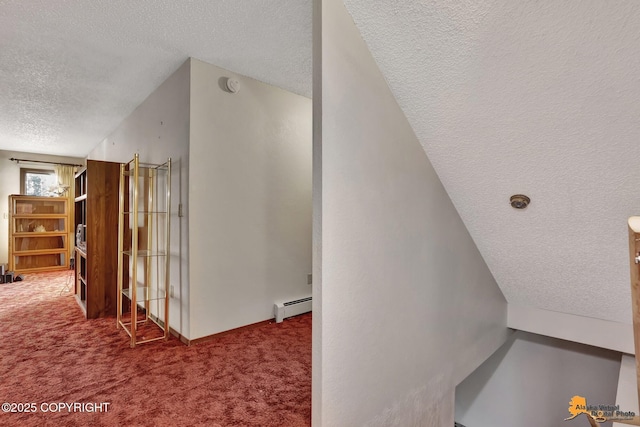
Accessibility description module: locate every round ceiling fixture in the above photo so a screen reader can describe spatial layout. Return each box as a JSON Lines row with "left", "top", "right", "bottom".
{"left": 510, "top": 194, "right": 530, "bottom": 209}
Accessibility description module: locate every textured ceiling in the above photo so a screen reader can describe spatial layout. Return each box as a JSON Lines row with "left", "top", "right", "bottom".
{"left": 0, "top": 0, "right": 312, "bottom": 156}
{"left": 343, "top": 0, "right": 640, "bottom": 324}
{"left": 4, "top": 0, "right": 639, "bottom": 326}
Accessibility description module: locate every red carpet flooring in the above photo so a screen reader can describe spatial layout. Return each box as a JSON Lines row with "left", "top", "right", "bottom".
{"left": 0, "top": 271, "right": 311, "bottom": 427}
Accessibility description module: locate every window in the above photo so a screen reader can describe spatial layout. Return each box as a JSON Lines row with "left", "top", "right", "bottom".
{"left": 20, "top": 169, "right": 57, "bottom": 196}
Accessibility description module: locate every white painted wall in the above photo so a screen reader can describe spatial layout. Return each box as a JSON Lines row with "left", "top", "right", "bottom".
{"left": 612, "top": 354, "right": 638, "bottom": 427}
{"left": 455, "top": 331, "right": 621, "bottom": 427}
{"left": 88, "top": 60, "right": 190, "bottom": 338}
{"left": 188, "top": 58, "right": 312, "bottom": 339}
{"left": 88, "top": 57, "right": 311, "bottom": 341}
{"left": 314, "top": 0, "right": 509, "bottom": 425}
{"left": 0, "top": 150, "right": 84, "bottom": 265}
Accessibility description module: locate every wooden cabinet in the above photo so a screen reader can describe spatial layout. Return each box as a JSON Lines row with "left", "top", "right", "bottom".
{"left": 8, "top": 196, "right": 70, "bottom": 273}
{"left": 74, "top": 160, "right": 120, "bottom": 318}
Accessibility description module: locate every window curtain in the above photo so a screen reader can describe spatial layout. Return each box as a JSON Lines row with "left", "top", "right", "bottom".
{"left": 54, "top": 164, "right": 77, "bottom": 260}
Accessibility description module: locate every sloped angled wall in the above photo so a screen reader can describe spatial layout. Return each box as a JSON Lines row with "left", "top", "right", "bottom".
{"left": 314, "top": 0, "right": 509, "bottom": 424}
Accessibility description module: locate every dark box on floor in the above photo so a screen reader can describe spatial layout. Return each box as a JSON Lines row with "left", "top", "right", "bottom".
{"left": 0, "top": 265, "right": 14, "bottom": 284}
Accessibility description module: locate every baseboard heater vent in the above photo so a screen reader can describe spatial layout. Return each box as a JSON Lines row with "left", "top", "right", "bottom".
{"left": 274, "top": 297, "right": 312, "bottom": 323}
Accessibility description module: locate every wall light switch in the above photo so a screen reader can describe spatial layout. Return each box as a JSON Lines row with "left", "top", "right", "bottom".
{"left": 2, "top": 212, "right": 7, "bottom": 219}
{"left": 170, "top": 285, "right": 175, "bottom": 298}
{"left": 307, "top": 274, "right": 312, "bottom": 285}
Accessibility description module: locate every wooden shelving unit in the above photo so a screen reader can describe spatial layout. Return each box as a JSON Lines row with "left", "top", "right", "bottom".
{"left": 74, "top": 160, "right": 120, "bottom": 318}
{"left": 117, "top": 154, "right": 171, "bottom": 347}
{"left": 627, "top": 217, "right": 640, "bottom": 413}
{"left": 8, "top": 195, "right": 70, "bottom": 273}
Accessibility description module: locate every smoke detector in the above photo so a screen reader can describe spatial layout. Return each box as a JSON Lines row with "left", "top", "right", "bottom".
{"left": 510, "top": 194, "right": 530, "bottom": 209}
{"left": 226, "top": 78, "right": 240, "bottom": 93}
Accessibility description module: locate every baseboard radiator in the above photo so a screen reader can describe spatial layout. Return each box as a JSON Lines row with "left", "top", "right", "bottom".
{"left": 274, "top": 297, "right": 312, "bottom": 323}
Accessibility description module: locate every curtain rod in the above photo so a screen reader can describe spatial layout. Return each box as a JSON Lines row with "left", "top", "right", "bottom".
{"left": 9, "top": 157, "right": 83, "bottom": 167}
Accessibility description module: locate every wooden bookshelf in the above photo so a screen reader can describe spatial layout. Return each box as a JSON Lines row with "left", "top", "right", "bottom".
{"left": 74, "top": 160, "right": 120, "bottom": 318}
{"left": 8, "top": 196, "right": 70, "bottom": 273}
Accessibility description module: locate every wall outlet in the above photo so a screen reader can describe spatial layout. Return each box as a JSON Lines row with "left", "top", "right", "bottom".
{"left": 307, "top": 274, "right": 312, "bottom": 285}
{"left": 170, "top": 285, "right": 175, "bottom": 298}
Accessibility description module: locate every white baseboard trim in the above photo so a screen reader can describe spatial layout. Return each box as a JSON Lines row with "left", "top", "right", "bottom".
{"left": 507, "top": 304, "right": 634, "bottom": 354}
